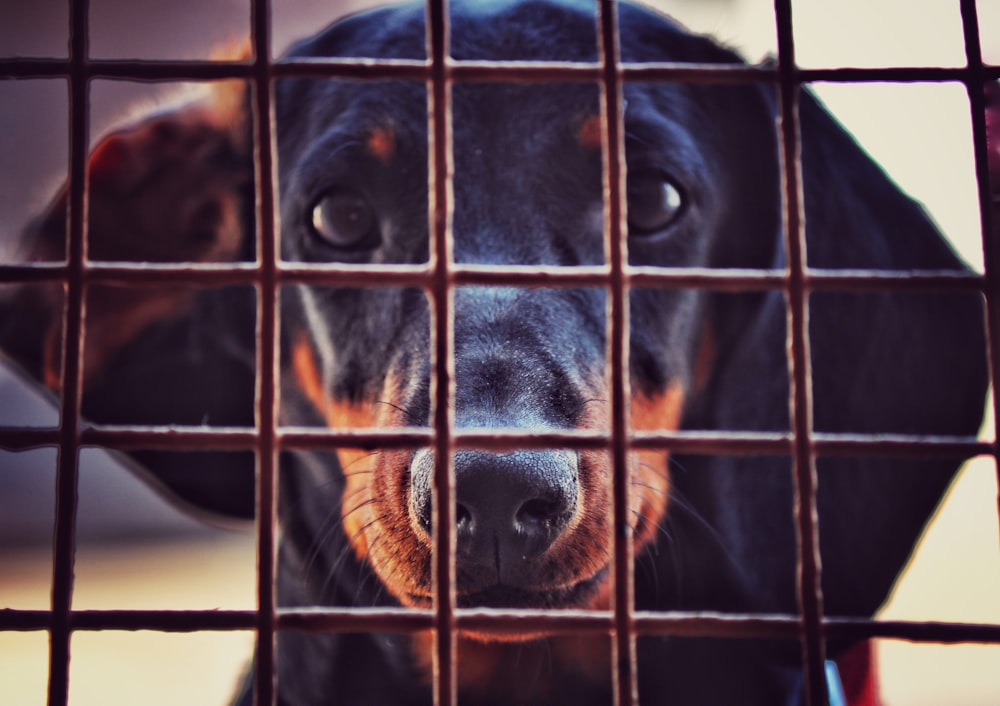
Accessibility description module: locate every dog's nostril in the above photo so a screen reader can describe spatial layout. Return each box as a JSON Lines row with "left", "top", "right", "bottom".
{"left": 455, "top": 503, "right": 473, "bottom": 529}
{"left": 517, "top": 498, "right": 561, "bottom": 529}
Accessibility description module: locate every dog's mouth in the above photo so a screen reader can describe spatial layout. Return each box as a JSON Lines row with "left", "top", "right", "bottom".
{"left": 404, "top": 567, "right": 609, "bottom": 611}
{"left": 459, "top": 569, "right": 610, "bottom": 610}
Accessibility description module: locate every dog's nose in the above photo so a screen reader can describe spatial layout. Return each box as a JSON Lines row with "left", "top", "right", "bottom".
{"left": 410, "top": 449, "right": 578, "bottom": 581}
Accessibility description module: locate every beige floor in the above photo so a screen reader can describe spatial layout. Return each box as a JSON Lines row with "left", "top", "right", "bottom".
{"left": 2, "top": 456, "right": 998, "bottom": 705}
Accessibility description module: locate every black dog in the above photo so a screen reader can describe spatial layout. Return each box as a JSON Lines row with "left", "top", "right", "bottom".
{"left": 0, "top": 1, "right": 990, "bottom": 704}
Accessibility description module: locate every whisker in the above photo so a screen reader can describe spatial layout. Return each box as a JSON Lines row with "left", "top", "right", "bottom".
{"left": 325, "top": 514, "right": 386, "bottom": 603}
{"left": 341, "top": 451, "right": 379, "bottom": 472}
{"left": 665, "top": 488, "right": 742, "bottom": 572}
{"left": 338, "top": 483, "right": 372, "bottom": 509}
{"left": 303, "top": 496, "right": 375, "bottom": 584}
{"left": 353, "top": 531, "right": 402, "bottom": 605}
{"left": 574, "top": 397, "right": 608, "bottom": 419}
{"left": 631, "top": 510, "right": 664, "bottom": 594}
{"left": 636, "top": 458, "right": 670, "bottom": 482}
{"left": 374, "top": 399, "right": 424, "bottom": 425}
{"left": 631, "top": 478, "right": 668, "bottom": 497}
{"left": 631, "top": 507, "right": 671, "bottom": 545}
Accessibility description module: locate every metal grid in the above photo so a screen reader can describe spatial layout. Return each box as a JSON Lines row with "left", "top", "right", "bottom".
{"left": 0, "top": 0, "right": 999, "bottom": 704}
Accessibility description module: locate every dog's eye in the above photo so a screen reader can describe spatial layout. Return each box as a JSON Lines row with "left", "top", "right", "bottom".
{"left": 309, "top": 191, "right": 378, "bottom": 249}
{"left": 626, "top": 171, "right": 684, "bottom": 235}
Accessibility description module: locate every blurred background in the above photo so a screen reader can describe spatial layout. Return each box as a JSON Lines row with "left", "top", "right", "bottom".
{"left": 1, "top": 0, "right": 998, "bottom": 703}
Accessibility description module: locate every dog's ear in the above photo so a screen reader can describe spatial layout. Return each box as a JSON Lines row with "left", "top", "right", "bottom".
{"left": 681, "top": 80, "right": 990, "bottom": 625}
{"left": 797, "top": 87, "right": 989, "bottom": 618}
{"left": 0, "top": 71, "right": 258, "bottom": 520}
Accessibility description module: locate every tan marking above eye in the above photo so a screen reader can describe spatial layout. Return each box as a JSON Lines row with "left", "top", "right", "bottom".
{"left": 577, "top": 114, "right": 603, "bottom": 150}
{"left": 367, "top": 126, "right": 396, "bottom": 163}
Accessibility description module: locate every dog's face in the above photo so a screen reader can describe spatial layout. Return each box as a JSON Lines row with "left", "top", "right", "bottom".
{"left": 273, "top": 1, "right": 778, "bottom": 616}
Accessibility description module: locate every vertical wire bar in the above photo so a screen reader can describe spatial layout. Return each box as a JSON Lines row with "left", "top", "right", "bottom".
{"left": 772, "top": 1, "right": 827, "bottom": 703}
{"left": 596, "top": 1, "right": 637, "bottom": 704}
{"left": 427, "top": 0, "right": 457, "bottom": 704}
{"left": 249, "top": 0, "right": 279, "bottom": 702}
{"left": 48, "top": 0, "right": 89, "bottom": 702}
{"left": 958, "top": 0, "right": 1000, "bottom": 530}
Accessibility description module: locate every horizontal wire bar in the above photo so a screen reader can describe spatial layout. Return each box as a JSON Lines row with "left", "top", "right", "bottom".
{"left": 0, "top": 262, "right": 72, "bottom": 284}
{"left": 1, "top": 425, "right": 990, "bottom": 459}
{"left": 0, "top": 609, "right": 258, "bottom": 632}
{"left": 802, "top": 269, "right": 985, "bottom": 292}
{"left": 798, "top": 65, "right": 1000, "bottom": 83}
{"left": 4, "top": 57, "right": 998, "bottom": 84}
{"left": 278, "top": 607, "right": 434, "bottom": 633}
{"left": 4, "top": 607, "right": 998, "bottom": 644}
{"left": 278, "top": 427, "right": 433, "bottom": 450}
{"left": 0, "top": 261, "right": 986, "bottom": 294}
{"left": 633, "top": 614, "right": 1000, "bottom": 643}
{"left": 0, "top": 427, "right": 58, "bottom": 450}
{"left": 810, "top": 433, "right": 994, "bottom": 459}
{"left": 624, "top": 63, "right": 998, "bottom": 84}
{"left": 0, "top": 58, "right": 256, "bottom": 80}
{"left": 821, "top": 618, "right": 1000, "bottom": 644}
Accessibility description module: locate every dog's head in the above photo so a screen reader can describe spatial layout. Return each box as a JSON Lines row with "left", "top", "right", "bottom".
{"left": 272, "top": 0, "right": 787, "bottom": 616}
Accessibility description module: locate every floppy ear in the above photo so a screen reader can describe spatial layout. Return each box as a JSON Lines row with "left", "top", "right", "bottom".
{"left": 672, "top": 80, "right": 989, "bottom": 631}
{"left": 796, "top": 87, "right": 989, "bottom": 618}
{"left": 0, "top": 77, "right": 258, "bottom": 520}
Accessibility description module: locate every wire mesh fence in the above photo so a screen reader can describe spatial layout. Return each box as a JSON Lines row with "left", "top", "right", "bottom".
{"left": 0, "top": 1, "right": 998, "bottom": 705}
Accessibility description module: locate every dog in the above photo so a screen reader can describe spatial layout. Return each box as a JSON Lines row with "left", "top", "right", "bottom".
{"left": 0, "top": 1, "right": 992, "bottom": 704}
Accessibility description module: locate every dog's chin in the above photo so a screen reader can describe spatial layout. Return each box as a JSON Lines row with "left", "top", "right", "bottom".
{"left": 404, "top": 568, "right": 607, "bottom": 613}
{"left": 456, "top": 575, "right": 606, "bottom": 610}
{"left": 403, "top": 570, "right": 609, "bottom": 643}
